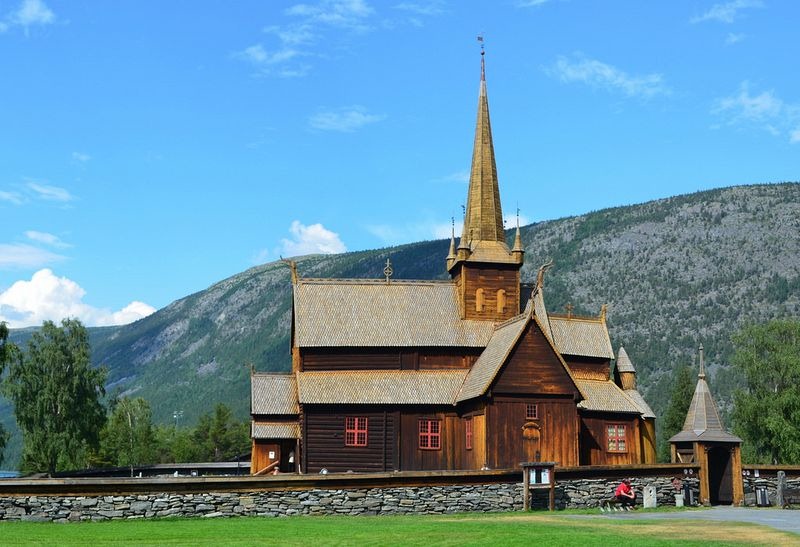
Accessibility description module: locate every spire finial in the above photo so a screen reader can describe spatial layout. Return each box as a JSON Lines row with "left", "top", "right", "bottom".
{"left": 698, "top": 344, "right": 705, "bottom": 379}
{"left": 383, "top": 258, "right": 393, "bottom": 284}
{"left": 477, "top": 34, "right": 485, "bottom": 80}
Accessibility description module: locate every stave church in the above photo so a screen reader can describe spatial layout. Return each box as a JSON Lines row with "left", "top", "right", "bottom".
{"left": 250, "top": 52, "right": 656, "bottom": 474}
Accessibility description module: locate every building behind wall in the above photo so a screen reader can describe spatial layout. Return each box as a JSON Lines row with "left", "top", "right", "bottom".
{"left": 250, "top": 52, "right": 657, "bottom": 474}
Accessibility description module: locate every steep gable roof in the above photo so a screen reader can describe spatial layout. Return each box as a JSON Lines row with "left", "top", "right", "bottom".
{"left": 549, "top": 315, "right": 614, "bottom": 359}
{"left": 294, "top": 279, "right": 494, "bottom": 348}
{"left": 457, "top": 314, "right": 529, "bottom": 402}
{"left": 457, "top": 310, "right": 584, "bottom": 403}
{"left": 251, "top": 373, "right": 298, "bottom": 415}
{"left": 297, "top": 370, "right": 468, "bottom": 405}
{"left": 575, "top": 379, "right": 643, "bottom": 414}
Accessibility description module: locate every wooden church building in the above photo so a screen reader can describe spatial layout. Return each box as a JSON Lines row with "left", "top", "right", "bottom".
{"left": 250, "top": 53, "right": 657, "bottom": 475}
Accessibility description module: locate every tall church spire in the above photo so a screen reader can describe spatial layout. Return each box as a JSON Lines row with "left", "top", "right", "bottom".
{"left": 460, "top": 48, "right": 505, "bottom": 249}
{"left": 450, "top": 48, "right": 522, "bottom": 273}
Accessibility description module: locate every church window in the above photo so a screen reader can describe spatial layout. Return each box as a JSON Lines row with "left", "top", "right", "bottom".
{"left": 465, "top": 417, "right": 473, "bottom": 450}
{"left": 606, "top": 423, "right": 627, "bottom": 452}
{"left": 345, "top": 417, "right": 368, "bottom": 447}
{"left": 526, "top": 403, "right": 538, "bottom": 420}
{"left": 475, "top": 288, "right": 485, "bottom": 312}
{"left": 497, "top": 289, "right": 506, "bottom": 313}
{"left": 419, "top": 418, "right": 441, "bottom": 450}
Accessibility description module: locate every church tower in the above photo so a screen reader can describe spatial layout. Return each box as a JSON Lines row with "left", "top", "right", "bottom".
{"left": 447, "top": 49, "right": 524, "bottom": 321}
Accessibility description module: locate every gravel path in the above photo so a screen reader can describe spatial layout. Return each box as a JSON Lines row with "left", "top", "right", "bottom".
{"left": 591, "top": 506, "right": 800, "bottom": 536}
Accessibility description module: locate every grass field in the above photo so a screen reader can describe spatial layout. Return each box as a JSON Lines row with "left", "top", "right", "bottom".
{"left": 0, "top": 510, "right": 797, "bottom": 546}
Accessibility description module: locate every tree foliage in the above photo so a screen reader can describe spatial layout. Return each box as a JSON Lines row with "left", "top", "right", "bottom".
{"left": 191, "top": 403, "right": 250, "bottom": 462}
{"left": 657, "top": 363, "right": 695, "bottom": 462}
{"left": 0, "top": 322, "right": 15, "bottom": 465}
{"left": 99, "top": 397, "right": 156, "bottom": 475}
{"left": 731, "top": 319, "right": 800, "bottom": 464}
{"left": 3, "top": 319, "right": 107, "bottom": 475}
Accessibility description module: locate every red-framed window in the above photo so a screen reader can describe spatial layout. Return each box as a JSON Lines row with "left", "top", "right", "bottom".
{"left": 345, "top": 417, "right": 368, "bottom": 447}
{"left": 526, "top": 403, "right": 538, "bottom": 420}
{"left": 419, "top": 419, "right": 441, "bottom": 450}
{"left": 465, "top": 417, "right": 473, "bottom": 450}
{"left": 606, "top": 423, "right": 627, "bottom": 452}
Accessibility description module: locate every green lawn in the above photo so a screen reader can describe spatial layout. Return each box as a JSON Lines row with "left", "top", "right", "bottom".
{"left": 0, "top": 511, "right": 795, "bottom": 546}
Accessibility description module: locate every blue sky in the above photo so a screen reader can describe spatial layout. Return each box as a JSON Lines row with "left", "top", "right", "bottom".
{"left": 1, "top": 0, "right": 798, "bottom": 328}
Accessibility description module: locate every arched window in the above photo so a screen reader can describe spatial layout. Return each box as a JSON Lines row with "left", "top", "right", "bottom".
{"left": 497, "top": 289, "right": 506, "bottom": 313}
{"left": 475, "top": 288, "right": 485, "bottom": 312}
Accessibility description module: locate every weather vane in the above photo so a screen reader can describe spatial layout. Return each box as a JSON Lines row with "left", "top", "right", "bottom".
{"left": 477, "top": 33, "right": 485, "bottom": 53}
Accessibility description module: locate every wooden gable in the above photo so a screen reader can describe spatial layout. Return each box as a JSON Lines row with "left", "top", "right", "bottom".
{"left": 491, "top": 319, "right": 580, "bottom": 397}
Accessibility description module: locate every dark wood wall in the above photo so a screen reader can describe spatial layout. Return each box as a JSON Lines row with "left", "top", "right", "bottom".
{"left": 303, "top": 407, "right": 397, "bottom": 473}
{"left": 564, "top": 356, "right": 611, "bottom": 381}
{"left": 579, "top": 412, "right": 642, "bottom": 466}
{"left": 492, "top": 321, "right": 580, "bottom": 397}
{"left": 485, "top": 397, "right": 579, "bottom": 468}
{"left": 456, "top": 264, "right": 521, "bottom": 322}
{"left": 301, "top": 348, "right": 480, "bottom": 371}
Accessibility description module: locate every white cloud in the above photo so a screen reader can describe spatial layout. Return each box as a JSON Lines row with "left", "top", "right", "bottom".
{"left": 233, "top": 43, "right": 309, "bottom": 78}
{"left": 0, "top": 190, "right": 23, "bottom": 205}
{"left": 790, "top": 128, "right": 800, "bottom": 144}
{"left": 548, "top": 54, "right": 669, "bottom": 99}
{"left": 27, "top": 182, "right": 73, "bottom": 202}
{"left": 433, "top": 169, "right": 470, "bottom": 184}
{"left": 237, "top": 0, "right": 379, "bottom": 78}
{"left": 517, "top": 0, "right": 550, "bottom": 7}
{"left": 0, "top": 269, "right": 156, "bottom": 328}
{"left": 2, "top": 0, "right": 56, "bottom": 34}
{"left": 280, "top": 220, "right": 347, "bottom": 256}
{"left": 0, "top": 243, "right": 65, "bottom": 269}
{"left": 690, "top": 0, "right": 763, "bottom": 24}
{"left": 308, "top": 105, "right": 386, "bottom": 132}
{"left": 12, "top": 0, "right": 55, "bottom": 26}
{"left": 72, "top": 151, "right": 91, "bottom": 162}
{"left": 725, "top": 32, "right": 745, "bottom": 45}
{"left": 286, "top": 0, "right": 374, "bottom": 30}
{"left": 25, "top": 230, "right": 70, "bottom": 248}
{"left": 712, "top": 82, "right": 782, "bottom": 122}
{"left": 393, "top": 2, "right": 445, "bottom": 16}
{"left": 712, "top": 82, "right": 800, "bottom": 143}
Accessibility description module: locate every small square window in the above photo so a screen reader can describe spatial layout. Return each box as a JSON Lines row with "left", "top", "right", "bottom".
{"left": 419, "top": 419, "right": 441, "bottom": 450}
{"left": 345, "top": 416, "right": 368, "bottom": 447}
{"left": 526, "top": 403, "right": 538, "bottom": 420}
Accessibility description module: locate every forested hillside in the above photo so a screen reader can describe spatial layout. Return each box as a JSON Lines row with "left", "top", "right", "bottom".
{"left": 4, "top": 182, "right": 799, "bottom": 467}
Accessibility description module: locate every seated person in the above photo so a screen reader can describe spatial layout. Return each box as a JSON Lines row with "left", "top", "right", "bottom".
{"left": 615, "top": 478, "right": 636, "bottom": 507}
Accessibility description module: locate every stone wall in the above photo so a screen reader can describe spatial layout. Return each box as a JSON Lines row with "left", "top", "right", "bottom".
{"left": 0, "top": 475, "right": 701, "bottom": 522}
{"left": 742, "top": 475, "right": 800, "bottom": 507}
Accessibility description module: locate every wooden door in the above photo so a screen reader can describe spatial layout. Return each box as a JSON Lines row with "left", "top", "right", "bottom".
{"left": 522, "top": 422, "right": 542, "bottom": 462}
{"left": 473, "top": 414, "right": 486, "bottom": 469}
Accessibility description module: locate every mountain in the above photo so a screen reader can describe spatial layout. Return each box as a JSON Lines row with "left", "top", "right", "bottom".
{"left": 4, "top": 182, "right": 800, "bottom": 466}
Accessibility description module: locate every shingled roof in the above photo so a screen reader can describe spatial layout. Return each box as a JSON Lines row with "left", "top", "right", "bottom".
{"left": 549, "top": 316, "right": 614, "bottom": 359}
{"left": 251, "top": 373, "right": 298, "bottom": 415}
{"left": 575, "top": 379, "right": 643, "bottom": 414}
{"left": 297, "top": 370, "right": 468, "bottom": 405}
{"left": 252, "top": 422, "right": 300, "bottom": 440}
{"left": 294, "top": 279, "right": 495, "bottom": 348}
{"left": 616, "top": 346, "right": 636, "bottom": 372}
{"left": 624, "top": 389, "right": 656, "bottom": 419}
{"left": 669, "top": 375, "right": 742, "bottom": 443}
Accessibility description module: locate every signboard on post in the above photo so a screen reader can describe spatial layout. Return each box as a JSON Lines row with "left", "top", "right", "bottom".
{"left": 521, "top": 462, "right": 556, "bottom": 511}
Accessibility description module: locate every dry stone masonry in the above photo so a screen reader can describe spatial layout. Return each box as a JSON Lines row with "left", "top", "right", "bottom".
{"left": 0, "top": 476, "right": 706, "bottom": 522}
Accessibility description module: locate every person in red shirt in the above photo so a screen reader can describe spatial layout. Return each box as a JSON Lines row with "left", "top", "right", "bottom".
{"left": 615, "top": 478, "right": 636, "bottom": 508}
